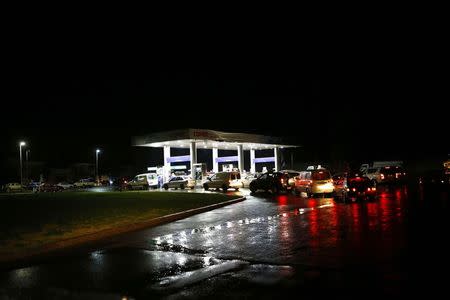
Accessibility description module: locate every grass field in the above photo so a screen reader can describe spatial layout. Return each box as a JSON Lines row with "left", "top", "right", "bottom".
{"left": 0, "top": 191, "right": 239, "bottom": 256}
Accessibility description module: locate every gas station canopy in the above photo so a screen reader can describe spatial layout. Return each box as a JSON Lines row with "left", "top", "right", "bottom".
{"left": 133, "top": 129, "right": 300, "bottom": 179}
{"left": 132, "top": 128, "right": 298, "bottom": 150}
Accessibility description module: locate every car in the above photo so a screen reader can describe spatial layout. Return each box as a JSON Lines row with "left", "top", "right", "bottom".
{"left": 249, "top": 172, "right": 290, "bottom": 194}
{"left": 127, "top": 173, "right": 159, "bottom": 190}
{"left": 26, "top": 181, "right": 41, "bottom": 191}
{"left": 279, "top": 170, "right": 301, "bottom": 190}
{"left": 241, "top": 173, "right": 258, "bottom": 188}
{"left": 294, "top": 168, "right": 334, "bottom": 197}
{"left": 73, "top": 178, "right": 96, "bottom": 188}
{"left": 203, "top": 171, "right": 242, "bottom": 192}
{"left": 365, "top": 166, "right": 407, "bottom": 185}
{"left": 39, "top": 183, "right": 64, "bottom": 192}
{"left": 162, "top": 176, "right": 195, "bottom": 190}
{"left": 333, "top": 172, "right": 377, "bottom": 201}
{"left": 3, "top": 183, "right": 24, "bottom": 193}
{"left": 57, "top": 182, "right": 74, "bottom": 190}
{"left": 112, "top": 176, "right": 131, "bottom": 191}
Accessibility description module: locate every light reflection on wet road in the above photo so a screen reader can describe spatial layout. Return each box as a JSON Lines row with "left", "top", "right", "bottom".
{"left": 0, "top": 185, "right": 447, "bottom": 299}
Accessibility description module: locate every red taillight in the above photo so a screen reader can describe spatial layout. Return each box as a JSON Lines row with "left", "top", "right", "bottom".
{"left": 367, "top": 187, "right": 371, "bottom": 191}
{"left": 352, "top": 188, "right": 356, "bottom": 192}
{"left": 371, "top": 187, "right": 376, "bottom": 191}
{"left": 380, "top": 174, "right": 385, "bottom": 180}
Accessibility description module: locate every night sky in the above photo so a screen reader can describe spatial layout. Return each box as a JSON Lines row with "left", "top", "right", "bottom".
{"left": 1, "top": 69, "right": 447, "bottom": 183}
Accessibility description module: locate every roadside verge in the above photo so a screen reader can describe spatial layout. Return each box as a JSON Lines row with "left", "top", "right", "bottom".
{"left": 0, "top": 196, "right": 245, "bottom": 270}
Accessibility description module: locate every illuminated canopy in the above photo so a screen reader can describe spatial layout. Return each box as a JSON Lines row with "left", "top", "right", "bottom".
{"left": 132, "top": 129, "right": 299, "bottom": 150}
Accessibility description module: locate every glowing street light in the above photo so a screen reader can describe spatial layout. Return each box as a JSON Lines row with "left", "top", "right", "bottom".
{"left": 19, "top": 141, "right": 26, "bottom": 185}
{"left": 95, "top": 149, "right": 101, "bottom": 185}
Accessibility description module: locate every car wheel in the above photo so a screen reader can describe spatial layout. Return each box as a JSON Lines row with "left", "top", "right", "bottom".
{"left": 203, "top": 183, "right": 209, "bottom": 191}
{"left": 190, "top": 186, "right": 195, "bottom": 190}
{"left": 180, "top": 184, "right": 185, "bottom": 190}
{"left": 163, "top": 184, "right": 169, "bottom": 190}
{"left": 222, "top": 184, "right": 228, "bottom": 192}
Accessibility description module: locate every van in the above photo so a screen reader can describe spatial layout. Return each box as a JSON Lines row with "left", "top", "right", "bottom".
{"left": 294, "top": 169, "right": 334, "bottom": 197}
{"left": 128, "top": 173, "right": 159, "bottom": 190}
{"left": 203, "top": 171, "right": 242, "bottom": 192}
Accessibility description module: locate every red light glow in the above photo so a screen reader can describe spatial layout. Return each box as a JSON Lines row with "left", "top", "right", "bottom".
{"left": 278, "top": 195, "right": 288, "bottom": 205}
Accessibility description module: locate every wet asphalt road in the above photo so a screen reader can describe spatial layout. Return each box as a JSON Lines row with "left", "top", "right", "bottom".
{"left": 0, "top": 184, "right": 448, "bottom": 299}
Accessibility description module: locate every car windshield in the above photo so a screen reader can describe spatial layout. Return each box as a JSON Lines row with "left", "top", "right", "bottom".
{"left": 312, "top": 170, "right": 331, "bottom": 180}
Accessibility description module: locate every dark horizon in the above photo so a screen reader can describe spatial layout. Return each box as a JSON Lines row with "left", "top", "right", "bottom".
{"left": 1, "top": 75, "right": 447, "bottom": 182}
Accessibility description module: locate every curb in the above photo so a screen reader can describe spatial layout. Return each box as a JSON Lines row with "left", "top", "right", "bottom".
{"left": 0, "top": 196, "right": 245, "bottom": 270}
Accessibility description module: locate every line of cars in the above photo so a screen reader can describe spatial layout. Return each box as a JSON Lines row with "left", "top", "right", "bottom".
{"left": 199, "top": 168, "right": 379, "bottom": 202}
{"left": 1, "top": 182, "right": 68, "bottom": 193}
{"left": 242, "top": 167, "right": 382, "bottom": 202}
{"left": 1, "top": 178, "right": 101, "bottom": 193}
{"left": 113, "top": 173, "right": 195, "bottom": 191}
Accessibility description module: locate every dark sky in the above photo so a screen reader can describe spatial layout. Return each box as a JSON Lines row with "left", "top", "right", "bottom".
{"left": 1, "top": 68, "right": 447, "bottom": 180}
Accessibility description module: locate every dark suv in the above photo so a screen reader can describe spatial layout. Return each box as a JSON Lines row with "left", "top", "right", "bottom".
{"left": 249, "top": 172, "right": 290, "bottom": 194}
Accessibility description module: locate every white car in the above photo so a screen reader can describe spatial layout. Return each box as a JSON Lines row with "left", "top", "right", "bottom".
{"left": 127, "top": 173, "right": 159, "bottom": 190}
{"left": 203, "top": 171, "right": 242, "bottom": 192}
{"left": 162, "top": 176, "right": 195, "bottom": 190}
{"left": 241, "top": 173, "right": 258, "bottom": 188}
{"left": 3, "top": 183, "right": 24, "bottom": 193}
{"left": 73, "top": 178, "right": 96, "bottom": 188}
{"left": 57, "top": 182, "right": 74, "bottom": 189}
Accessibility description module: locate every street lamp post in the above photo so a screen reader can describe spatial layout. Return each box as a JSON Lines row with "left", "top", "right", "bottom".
{"left": 95, "top": 149, "right": 100, "bottom": 185}
{"left": 26, "top": 149, "right": 30, "bottom": 183}
{"left": 19, "top": 141, "right": 26, "bottom": 185}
